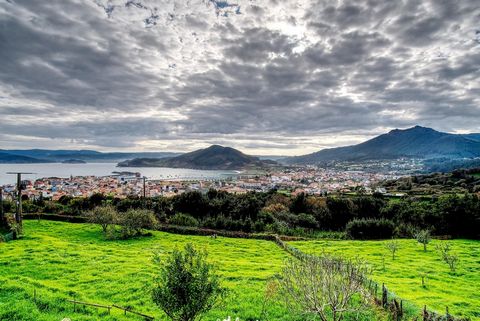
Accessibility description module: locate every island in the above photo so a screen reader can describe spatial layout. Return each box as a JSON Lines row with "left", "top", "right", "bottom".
{"left": 61, "top": 159, "right": 87, "bottom": 164}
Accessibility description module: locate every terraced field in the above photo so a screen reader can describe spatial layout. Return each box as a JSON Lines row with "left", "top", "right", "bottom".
{"left": 291, "top": 239, "right": 480, "bottom": 320}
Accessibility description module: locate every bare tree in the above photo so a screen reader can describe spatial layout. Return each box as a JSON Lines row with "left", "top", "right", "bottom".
{"left": 415, "top": 229, "right": 431, "bottom": 252}
{"left": 435, "top": 242, "right": 458, "bottom": 272}
{"left": 277, "top": 254, "right": 370, "bottom": 321}
{"left": 385, "top": 240, "right": 400, "bottom": 260}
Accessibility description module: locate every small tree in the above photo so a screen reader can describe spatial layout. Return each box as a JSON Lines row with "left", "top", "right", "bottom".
{"left": 435, "top": 242, "right": 459, "bottom": 272}
{"left": 152, "top": 244, "right": 225, "bottom": 321}
{"left": 415, "top": 229, "right": 431, "bottom": 252}
{"left": 277, "top": 254, "right": 369, "bottom": 321}
{"left": 385, "top": 240, "right": 400, "bottom": 260}
{"left": 260, "top": 280, "right": 278, "bottom": 321}
{"left": 87, "top": 205, "right": 118, "bottom": 235}
{"left": 119, "top": 209, "right": 157, "bottom": 238}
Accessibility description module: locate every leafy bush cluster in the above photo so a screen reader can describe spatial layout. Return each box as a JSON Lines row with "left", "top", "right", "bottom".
{"left": 12, "top": 189, "right": 480, "bottom": 239}
{"left": 346, "top": 219, "right": 395, "bottom": 240}
{"left": 86, "top": 205, "right": 157, "bottom": 239}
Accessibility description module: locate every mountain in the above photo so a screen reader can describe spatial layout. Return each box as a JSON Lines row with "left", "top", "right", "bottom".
{"left": 0, "top": 149, "right": 179, "bottom": 163}
{"left": 462, "top": 133, "right": 480, "bottom": 142}
{"left": 0, "top": 151, "right": 52, "bottom": 164}
{"left": 118, "top": 145, "right": 278, "bottom": 170}
{"left": 285, "top": 126, "right": 480, "bottom": 165}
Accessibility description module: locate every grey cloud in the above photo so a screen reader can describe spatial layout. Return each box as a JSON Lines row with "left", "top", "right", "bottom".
{"left": 0, "top": 0, "right": 479, "bottom": 155}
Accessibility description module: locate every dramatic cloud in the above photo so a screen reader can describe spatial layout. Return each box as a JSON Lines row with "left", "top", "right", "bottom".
{"left": 0, "top": 0, "right": 479, "bottom": 155}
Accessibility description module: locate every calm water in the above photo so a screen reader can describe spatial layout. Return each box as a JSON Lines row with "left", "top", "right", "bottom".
{"left": 0, "top": 163, "right": 238, "bottom": 185}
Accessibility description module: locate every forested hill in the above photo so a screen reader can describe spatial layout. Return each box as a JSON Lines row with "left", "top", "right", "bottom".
{"left": 118, "top": 145, "right": 278, "bottom": 170}
{"left": 285, "top": 126, "right": 480, "bottom": 164}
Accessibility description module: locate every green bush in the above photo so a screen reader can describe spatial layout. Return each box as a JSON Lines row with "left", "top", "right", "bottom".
{"left": 346, "top": 218, "right": 395, "bottom": 240}
{"left": 168, "top": 213, "right": 199, "bottom": 227}
{"left": 296, "top": 213, "right": 318, "bottom": 229}
{"left": 152, "top": 244, "right": 225, "bottom": 321}
{"left": 119, "top": 209, "right": 157, "bottom": 239}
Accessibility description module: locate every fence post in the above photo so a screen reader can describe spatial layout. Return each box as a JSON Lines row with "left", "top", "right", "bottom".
{"left": 382, "top": 283, "right": 387, "bottom": 307}
{"left": 423, "top": 305, "right": 427, "bottom": 321}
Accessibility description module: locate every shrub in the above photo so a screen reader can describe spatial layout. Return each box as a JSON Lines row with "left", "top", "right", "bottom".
{"left": 265, "top": 221, "right": 288, "bottom": 235}
{"left": 119, "top": 209, "right": 157, "bottom": 238}
{"left": 168, "top": 213, "right": 199, "bottom": 227}
{"left": 296, "top": 213, "right": 318, "bottom": 229}
{"left": 346, "top": 218, "right": 395, "bottom": 240}
{"left": 43, "top": 201, "right": 64, "bottom": 214}
{"left": 152, "top": 244, "right": 225, "bottom": 321}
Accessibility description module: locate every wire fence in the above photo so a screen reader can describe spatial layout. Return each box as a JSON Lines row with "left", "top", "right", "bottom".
{"left": 30, "top": 287, "right": 155, "bottom": 320}
{"left": 272, "top": 235, "right": 470, "bottom": 321}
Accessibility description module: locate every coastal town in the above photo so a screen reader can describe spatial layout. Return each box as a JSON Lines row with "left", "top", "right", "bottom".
{"left": 0, "top": 166, "right": 408, "bottom": 201}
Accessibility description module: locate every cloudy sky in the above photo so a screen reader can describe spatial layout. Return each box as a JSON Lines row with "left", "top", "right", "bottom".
{"left": 0, "top": 0, "right": 479, "bottom": 155}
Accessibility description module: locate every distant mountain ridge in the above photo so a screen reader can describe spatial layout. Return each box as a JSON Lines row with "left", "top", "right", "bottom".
{"left": 0, "top": 149, "right": 179, "bottom": 164}
{"left": 285, "top": 126, "right": 480, "bottom": 165}
{"left": 118, "top": 145, "right": 277, "bottom": 170}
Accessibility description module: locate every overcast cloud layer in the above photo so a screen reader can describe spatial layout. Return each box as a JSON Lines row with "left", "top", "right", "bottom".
{"left": 0, "top": 0, "right": 479, "bottom": 155}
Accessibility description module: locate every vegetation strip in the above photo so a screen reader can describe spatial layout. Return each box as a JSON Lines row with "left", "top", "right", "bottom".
{"left": 22, "top": 213, "right": 308, "bottom": 241}
{"left": 272, "top": 236, "right": 467, "bottom": 321}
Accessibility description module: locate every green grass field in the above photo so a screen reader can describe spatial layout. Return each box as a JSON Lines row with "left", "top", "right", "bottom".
{"left": 290, "top": 239, "right": 480, "bottom": 320}
{"left": 0, "top": 220, "right": 293, "bottom": 321}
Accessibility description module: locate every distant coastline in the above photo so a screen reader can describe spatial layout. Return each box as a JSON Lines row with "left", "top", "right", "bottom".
{"left": 61, "top": 159, "right": 87, "bottom": 164}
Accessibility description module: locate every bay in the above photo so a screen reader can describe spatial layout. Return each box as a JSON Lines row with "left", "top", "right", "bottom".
{"left": 0, "top": 163, "right": 238, "bottom": 185}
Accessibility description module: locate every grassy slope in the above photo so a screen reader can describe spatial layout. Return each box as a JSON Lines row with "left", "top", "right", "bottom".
{"left": 291, "top": 239, "right": 480, "bottom": 320}
{"left": 0, "top": 221, "right": 291, "bottom": 321}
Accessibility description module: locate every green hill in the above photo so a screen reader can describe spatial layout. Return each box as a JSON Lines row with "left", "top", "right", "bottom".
{"left": 118, "top": 145, "right": 277, "bottom": 170}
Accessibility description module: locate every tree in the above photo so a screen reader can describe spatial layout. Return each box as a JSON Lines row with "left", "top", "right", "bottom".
{"left": 152, "top": 244, "right": 225, "bottom": 321}
{"left": 86, "top": 205, "right": 118, "bottom": 235}
{"left": 415, "top": 229, "right": 431, "bottom": 251}
{"left": 277, "top": 254, "right": 369, "bottom": 321}
{"left": 290, "top": 193, "right": 310, "bottom": 214}
{"left": 119, "top": 209, "right": 157, "bottom": 238}
{"left": 435, "top": 242, "right": 459, "bottom": 272}
{"left": 385, "top": 240, "right": 400, "bottom": 260}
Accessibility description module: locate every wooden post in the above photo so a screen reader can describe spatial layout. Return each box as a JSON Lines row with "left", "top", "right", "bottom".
{"left": 382, "top": 283, "right": 387, "bottom": 307}
{"left": 423, "top": 305, "right": 427, "bottom": 321}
